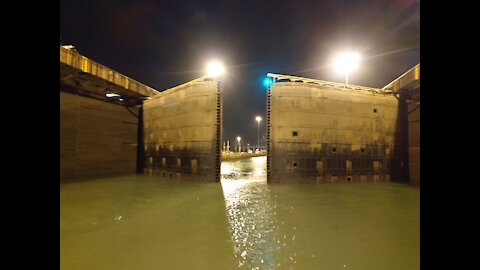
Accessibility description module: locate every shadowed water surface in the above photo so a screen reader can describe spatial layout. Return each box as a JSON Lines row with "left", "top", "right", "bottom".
{"left": 60, "top": 176, "right": 236, "bottom": 269}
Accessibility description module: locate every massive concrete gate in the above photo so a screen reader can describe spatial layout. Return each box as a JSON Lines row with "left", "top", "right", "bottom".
{"left": 142, "top": 79, "right": 222, "bottom": 182}
{"left": 266, "top": 74, "right": 408, "bottom": 183}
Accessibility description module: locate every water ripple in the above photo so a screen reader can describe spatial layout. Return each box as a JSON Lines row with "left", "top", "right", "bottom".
{"left": 221, "top": 157, "right": 298, "bottom": 269}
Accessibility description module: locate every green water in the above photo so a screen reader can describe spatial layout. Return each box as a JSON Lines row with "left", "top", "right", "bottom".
{"left": 60, "top": 156, "right": 419, "bottom": 269}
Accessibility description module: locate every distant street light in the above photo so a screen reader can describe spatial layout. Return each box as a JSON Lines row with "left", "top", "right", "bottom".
{"left": 333, "top": 52, "right": 361, "bottom": 87}
{"left": 255, "top": 116, "right": 262, "bottom": 150}
{"left": 206, "top": 60, "right": 225, "bottom": 78}
{"left": 236, "top": 136, "right": 241, "bottom": 152}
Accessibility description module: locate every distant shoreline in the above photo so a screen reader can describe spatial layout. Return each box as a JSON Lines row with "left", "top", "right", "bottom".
{"left": 221, "top": 152, "right": 266, "bottom": 161}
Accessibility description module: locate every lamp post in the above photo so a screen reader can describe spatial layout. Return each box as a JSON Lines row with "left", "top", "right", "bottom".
{"left": 333, "top": 52, "right": 361, "bottom": 87}
{"left": 236, "top": 136, "right": 241, "bottom": 152}
{"left": 255, "top": 116, "right": 262, "bottom": 151}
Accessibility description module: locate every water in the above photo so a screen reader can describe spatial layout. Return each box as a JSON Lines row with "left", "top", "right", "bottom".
{"left": 61, "top": 156, "right": 419, "bottom": 269}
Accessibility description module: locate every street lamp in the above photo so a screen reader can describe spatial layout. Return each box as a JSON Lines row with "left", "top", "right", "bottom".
{"left": 255, "top": 116, "right": 262, "bottom": 151}
{"left": 333, "top": 52, "right": 361, "bottom": 87}
{"left": 236, "top": 136, "right": 241, "bottom": 152}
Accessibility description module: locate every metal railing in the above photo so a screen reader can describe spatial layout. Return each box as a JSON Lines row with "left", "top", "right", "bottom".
{"left": 60, "top": 46, "right": 160, "bottom": 97}
{"left": 382, "top": 64, "right": 420, "bottom": 91}
{"left": 267, "top": 73, "right": 391, "bottom": 94}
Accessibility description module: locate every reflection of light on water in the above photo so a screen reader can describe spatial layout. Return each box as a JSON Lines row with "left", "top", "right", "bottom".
{"left": 251, "top": 156, "right": 266, "bottom": 177}
{"left": 251, "top": 156, "right": 265, "bottom": 164}
{"left": 221, "top": 156, "right": 297, "bottom": 269}
{"left": 221, "top": 179, "right": 278, "bottom": 268}
{"left": 221, "top": 162, "right": 235, "bottom": 177}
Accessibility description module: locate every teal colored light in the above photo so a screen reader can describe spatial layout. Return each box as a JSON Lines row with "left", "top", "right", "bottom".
{"left": 263, "top": 77, "right": 272, "bottom": 87}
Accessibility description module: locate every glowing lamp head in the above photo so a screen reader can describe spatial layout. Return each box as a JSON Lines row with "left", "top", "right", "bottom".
{"left": 263, "top": 77, "right": 273, "bottom": 87}
{"left": 106, "top": 93, "right": 120, "bottom": 98}
{"left": 333, "top": 52, "right": 361, "bottom": 74}
{"left": 206, "top": 60, "right": 225, "bottom": 77}
{"left": 236, "top": 136, "right": 241, "bottom": 142}
{"left": 255, "top": 116, "right": 262, "bottom": 122}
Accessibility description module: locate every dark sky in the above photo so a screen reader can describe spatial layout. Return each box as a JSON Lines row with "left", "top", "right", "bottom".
{"left": 60, "top": 0, "right": 420, "bottom": 147}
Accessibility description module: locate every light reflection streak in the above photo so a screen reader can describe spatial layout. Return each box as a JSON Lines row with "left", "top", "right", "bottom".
{"left": 221, "top": 156, "right": 298, "bottom": 269}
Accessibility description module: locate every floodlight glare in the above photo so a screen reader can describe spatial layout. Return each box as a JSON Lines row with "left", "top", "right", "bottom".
{"left": 206, "top": 60, "right": 225, "bottom": 77}
{"left": 333, "top": 52, "right": 361, "bottom": 74}
{"left": 333, "top": 52, "right": 361, "bottom": 86}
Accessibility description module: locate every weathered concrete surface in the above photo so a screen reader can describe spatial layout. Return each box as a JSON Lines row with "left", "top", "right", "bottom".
{"left": 60, "top": 91, "right": 139, "bottom": 180}
{"left": 267, "top": 82, "right": 407, "bottom": 183}
{"left": 143, "top": 81, "right": 221, "bottom": 181}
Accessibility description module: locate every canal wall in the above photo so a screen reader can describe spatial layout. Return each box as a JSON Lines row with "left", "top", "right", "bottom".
{"left": 60, "top": 91, "right": 139, "bottom": 180}
{"left": 382, "top": 64, "right": 420, "bottom": 185}
{"left": 142, "top": 81, "right": 221, "bottom": 181}
{"left": 408, "top": 98, "right": 420, "bottom": 185}
{"left": 267, "top": 82, "right": 407, "bottom": 183}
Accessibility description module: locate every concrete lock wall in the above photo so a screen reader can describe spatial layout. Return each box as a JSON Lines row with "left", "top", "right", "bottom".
{"left": 267, "top": 82, "right": 407, "bottom": 183}
{"left": 142, "top": 81, "right": 221, "bottom": 182}
{"left": 60, "top": 91, "right": 139, "bottom": 180}
{"left": 408, "top": 97, "right": 420, "bottom": 185}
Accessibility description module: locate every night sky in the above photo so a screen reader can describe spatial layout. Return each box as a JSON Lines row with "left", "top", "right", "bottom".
{"left": 60, "top": 0, "right": 419, "bottom": 147}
